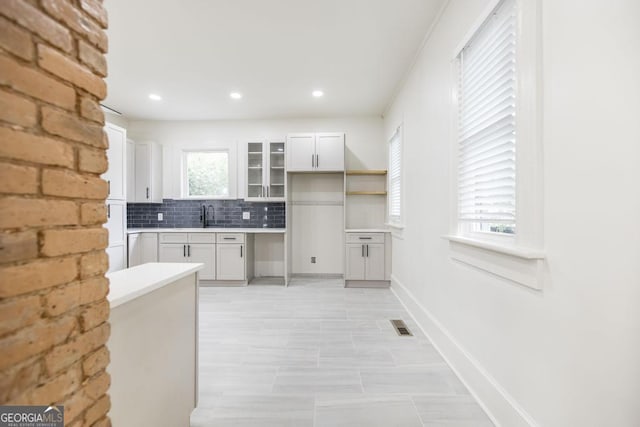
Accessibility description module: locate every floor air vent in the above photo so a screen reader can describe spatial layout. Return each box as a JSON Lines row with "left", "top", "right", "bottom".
{"left": 391, "top": 319, "right": 413, "bottom": 336}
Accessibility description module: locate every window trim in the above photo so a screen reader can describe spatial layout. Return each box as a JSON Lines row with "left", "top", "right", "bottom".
{"left": 387, "top": 124, "right": 404, "bottom": 228}
{"left": 181, "top": 149, "right": 232, "bottom": 199}
{"left": 446, "top": 0, "right": 544, "bottom": 289}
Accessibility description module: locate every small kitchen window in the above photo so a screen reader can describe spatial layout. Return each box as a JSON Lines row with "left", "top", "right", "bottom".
{"left": 182, "top": 150, "right": 230, "bottom": 198}
{"left": 388, "top": 125, "right": 403, "bottom": 226}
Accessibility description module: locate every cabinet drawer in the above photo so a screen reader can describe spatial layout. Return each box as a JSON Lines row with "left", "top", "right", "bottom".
{"left": 216, "top": 233, "right": 245, "bottom": 243}
{"left": 159, "top": 233, "right": 188, "bottom": 243}
{"left": 188, "top": 233, "right": 216, "bottom": 244}
{"left": 345, "top": 233, "right": 384, "bottom": 244}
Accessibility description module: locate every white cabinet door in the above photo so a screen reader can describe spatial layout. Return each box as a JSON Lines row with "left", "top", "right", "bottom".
{"left": 106, "top": 245, "right": 126, "bottom": 272}
{"left": 103, "top": 123, "right": 126, "bottom": 200}
{"left": 130, "top": 233, "right": 159, "bottom": 267}
{"left": 133, "top": 142, "right": 162, "bottom": 203}
{"left": 159, "top": 243, "right": 187, "bottom": 263}
{"left": 315, "top": 133, "right": 344, "bottom": 171}
{"left": 345, "top": 244, "right": 366, "bottom": 280}
{"left": 140, "top": 233, "right": 158, "bottom": 264}
{"left": 287, "top": 134, "right": 315, "bottom": 171}
{"left": 188, "top": 244, "right": 216, "bottom": 280}
{"left": 128, "top": 233, "right": 141, "bottom": 267}
{"left": 216, "top": 243, "right": 245, "bottom": 280}
{"left": 245, "top": 141, "right": 265, "bottom": 200}
{"left": 364, "top": 243, "right": 385, "bottom": 280}
{"left": 105, "top": 200, "right": 126, "bottom": 247}
{"left": 134, "top": 143, "right": 150, "bottom": 202}
{"left": 267, "top": 140, "right": 286, "bottom": 200}
{"left": 126, "top": 140, "right": 135, "bottom": 203}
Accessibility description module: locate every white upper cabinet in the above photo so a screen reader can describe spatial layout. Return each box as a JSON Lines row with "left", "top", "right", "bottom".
{"left": 286, "top": 134, "right": 315, "bottom": 172}
{"left": 132, "top": 141, "right": 163, "bottom": 203}
{"left": 103, "top": 123, "right": 126, "bottom": 200}
{"left": 244, "top": 139, "right": 286, "bottom": 201}
{"left": 286, "top": 133, "right": 344, "bottom": 172}
{"left": 315, "top": 133, "right": 345, "bottom": 171}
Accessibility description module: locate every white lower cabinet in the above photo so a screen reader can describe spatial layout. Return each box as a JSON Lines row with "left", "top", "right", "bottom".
{"left": 216, "top": 243, "right": 245, "bottom": 280}
{"left": 216, "top": 233, "right": 246, "bottom": 281}
{"left": 157, "top": 232, "right": 247, "bottom": 282}
{"left": 158, "top": 233, "right": 217, "bottom": 281}
{"left": 344, "top": 232, "right": 390, "bottom": 285}
{"left": 188, "top": 244, "right": 216, "bottom": 280}
{"left": 128, "top": 233, "right": 158, "bottom": 267}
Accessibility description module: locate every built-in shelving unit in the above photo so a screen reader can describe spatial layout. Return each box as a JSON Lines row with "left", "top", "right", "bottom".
{"left": 345, "top": 170, "right": 387, "bottom": 196}
{"left": 346, "top": 170, "right": 387, "bottom": 176}
{"left": 346, "top": 191, "right": 387, "bottom": 196}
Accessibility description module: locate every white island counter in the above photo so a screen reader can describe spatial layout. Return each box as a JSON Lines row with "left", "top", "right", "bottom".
{"left": 107, "top": 263, "right": 203, "bottom": 427}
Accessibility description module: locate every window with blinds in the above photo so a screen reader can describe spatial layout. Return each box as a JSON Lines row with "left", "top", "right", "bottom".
{"left": 457, "top": 0, "right": 517, "bottom": 235}
{"left": 388, "top": 127, "right": 402, "bottom": 224}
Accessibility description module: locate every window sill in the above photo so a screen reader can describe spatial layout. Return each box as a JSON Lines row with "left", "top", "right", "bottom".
{"left": 443, "top": 235, "right": 545, "bottom": 259}
{"left": 443, "top": 235, "right": 545, "bottom": 290}
{"left": 385, "top": 222, "right": 405, "bottom": 230}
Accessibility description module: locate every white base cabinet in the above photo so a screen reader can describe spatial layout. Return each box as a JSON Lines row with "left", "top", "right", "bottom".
{"left": 215, "top": 233, "right": 247, "bottom": 281}
{"left": 158, "top": 233, "right": 216, "bottom": 281}
{"left": 216, "top": 243, "right": 245, "bottom": 280}
{"left": 128, "top": 233, "right": 158, "bottom": 267}
{"left": 344, "top": 232, "right": 390, "bottom": 287}
{"left": 156, "top": 232, "right": 251, "bottom": 283}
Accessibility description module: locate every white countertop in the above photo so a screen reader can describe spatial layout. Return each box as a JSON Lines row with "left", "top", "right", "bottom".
{"left": 345, "top": 228, "right": 390, "bottom": 233}
{"left": 127, "top": 228, "right": 286, "bottom": 234}
{"left": 107, "top": 262, "right": 203, "bottom": 308}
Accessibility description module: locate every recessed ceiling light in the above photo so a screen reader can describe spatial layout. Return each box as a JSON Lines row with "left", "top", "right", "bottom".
{"left": 230, "top": 92, "right": 243, "bottom": 100}
{"left": 312, "top": 90, "right": 324, "bottom": 97}
{"left": 148, "top": 93, "right": 162, "bottom": 101}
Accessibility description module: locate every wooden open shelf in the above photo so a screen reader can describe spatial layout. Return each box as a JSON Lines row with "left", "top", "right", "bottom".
{"left": 346, "top": 191, "right": 387, "bottom": 196}
{"left": 346, "top": 170, "right": 387, "bottom": 176}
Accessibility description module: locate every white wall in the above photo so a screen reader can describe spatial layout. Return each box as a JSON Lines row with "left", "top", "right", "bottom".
{"left": 384, "top": 0, "right": 640, "bottom": 426}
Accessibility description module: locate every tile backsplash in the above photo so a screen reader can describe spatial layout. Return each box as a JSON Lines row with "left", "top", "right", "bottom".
{"left": 127, "top": 199, "right": 285, "bottom": 229}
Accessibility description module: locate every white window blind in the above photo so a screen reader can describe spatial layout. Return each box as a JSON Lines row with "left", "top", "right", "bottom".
{"left": 458, "top": 0, "right": 517, "bottom": 234}
{"left": 388, "top": 127, "right": 402, "bottom": 223}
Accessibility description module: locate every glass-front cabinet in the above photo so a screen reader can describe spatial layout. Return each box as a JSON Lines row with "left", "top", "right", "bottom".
{"left": 245, "top": 139, "right": 285, "bottom": 201}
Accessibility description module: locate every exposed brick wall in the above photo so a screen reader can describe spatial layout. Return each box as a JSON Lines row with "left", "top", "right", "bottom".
{"left": 0, "top": 0, "right": 111, "bottom": 425}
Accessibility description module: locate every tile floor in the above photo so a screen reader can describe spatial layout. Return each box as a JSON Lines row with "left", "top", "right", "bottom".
{"left": 191, "top": 278, "right": 494, "bottom": 427}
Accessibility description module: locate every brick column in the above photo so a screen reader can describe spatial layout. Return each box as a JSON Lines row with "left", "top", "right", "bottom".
{"left": 0, "top": 0, "right": 112, "bottom": 425}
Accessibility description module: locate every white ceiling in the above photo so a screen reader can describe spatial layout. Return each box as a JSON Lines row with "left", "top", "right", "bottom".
{"left": 104, "top": 0, "right": 445, "bottom": 121}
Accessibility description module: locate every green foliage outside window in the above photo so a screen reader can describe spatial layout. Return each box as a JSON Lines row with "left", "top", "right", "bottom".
{"left": 186, "top": 151, "right": 229, "bottom": 197}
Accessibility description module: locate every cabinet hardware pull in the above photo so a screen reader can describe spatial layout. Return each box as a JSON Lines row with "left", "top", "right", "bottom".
{"left": 183, "top": 245, "right": 186, "bottom": 257}
{"left": 107, "top": 204, "right": 110, "bottom": 219}
{"left": 240, "top": 246, "right": 243, "bottom": 258}
{"left": 223, "top": 237, "right": 234, "bottom": 240}
{"left": 366, "top": 244, "right": 369, "bottom": 257}
{"left": 146, "top": 187, "right": 149, "bottom": 199}
{"left": 267, "top": 187, "right": 269, "bottom": 197}
{"left": 311, "top": 154, "right": 314, "bottom": 168}
{"left": 107, "top": 180, "right": 110, "bottom": 195}
{"left": 187, "top": 245, "right": 191, "bottom": 257}
{"left": 359, "top": 237, "right": 372, "bottom": 240}
{"left": 316, "top": 154, "right": 319, "bottom": 168}
{"left": 362, "top": 244, "right": 364, "bottom": 257}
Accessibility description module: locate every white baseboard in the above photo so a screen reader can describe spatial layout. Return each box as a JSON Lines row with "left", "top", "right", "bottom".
{"left": 390, "top": 274, "right": 538, "bottom": 427}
